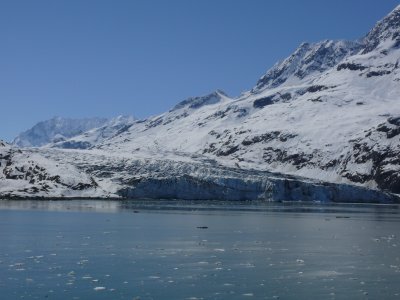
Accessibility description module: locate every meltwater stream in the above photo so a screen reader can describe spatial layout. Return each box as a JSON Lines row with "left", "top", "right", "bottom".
{"left": 0, "top": 200, "right": 399, "bottom": 299}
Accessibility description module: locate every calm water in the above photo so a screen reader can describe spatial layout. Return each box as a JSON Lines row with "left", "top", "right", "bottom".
{"left": 0, "top": 200, "right": 399, "bottom": 300}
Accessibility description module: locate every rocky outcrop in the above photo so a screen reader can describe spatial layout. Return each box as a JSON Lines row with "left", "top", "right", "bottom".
{"left": 252, "top": 40, "right": 361, "bottom": 92}
{"left": 362, "top": 5, "right": 400, "bottom": 53}
{"left": 0, "top": 146, "right": 100, "bottom": 198}
{"left": 340, "top": 117, "right": 400, "bottom": 193}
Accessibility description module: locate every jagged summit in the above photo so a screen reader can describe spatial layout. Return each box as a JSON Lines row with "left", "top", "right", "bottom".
{"left": 362, "top": 4, "right": 400, "bottom": 53}
{"left": 252, "top": 5, "right": 400, "bottom": 93}
{"left": 252, "top": 39, "right": 361, "bottom": 93}
{"left": 171, "top": 90, "right": 229, "bottom": 111}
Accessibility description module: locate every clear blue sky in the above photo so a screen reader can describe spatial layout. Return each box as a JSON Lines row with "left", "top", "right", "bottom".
{"left": 0, "top": 0, "right": 399, "bottom": 141}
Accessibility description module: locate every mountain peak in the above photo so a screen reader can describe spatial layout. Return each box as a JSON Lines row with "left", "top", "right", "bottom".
{"left": 171, "top": 90, "right": 229, "bottom": 111}
{"left": 362, "top": 5, "right": 400, "bottom": 53}
{"left": 392, "top": 4, "right": 400, "bottom": 13}
{"left": 13, "top": 117, "right": 108, "bottom": 147}
{"left": 108, "top": 115, "right": 136, "bottom": 125}
{"left": 252, "top": 39, "right": 361, "bottom": 93}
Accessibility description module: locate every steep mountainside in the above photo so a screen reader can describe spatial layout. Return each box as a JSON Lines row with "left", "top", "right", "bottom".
{"left": 252, "top": 40, "right": 362, "bottom": 92}
{"left": 3, "top": 5, "right": 400, "bottom": 201}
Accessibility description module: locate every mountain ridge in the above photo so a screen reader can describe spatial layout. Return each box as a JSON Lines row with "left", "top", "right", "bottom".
{"left": 13, "top": 117, "right": 109, "bottom": 147}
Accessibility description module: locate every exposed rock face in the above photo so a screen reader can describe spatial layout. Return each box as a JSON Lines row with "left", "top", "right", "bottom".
{"left": 363, "top": 5, "right": 400, "bottom": 53}
{"left": 340, "top": 117, "right": 400, "bottom": 193}
{"left": 171, "top": 90, "right": 228, "bottom": 111}
{"left": 0, "top": 142, "right": 100, "bottom": 198}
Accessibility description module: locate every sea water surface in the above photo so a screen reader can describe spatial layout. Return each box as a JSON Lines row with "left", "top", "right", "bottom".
{"left": 0, "top": 200, "right": 399, "bottom": 299}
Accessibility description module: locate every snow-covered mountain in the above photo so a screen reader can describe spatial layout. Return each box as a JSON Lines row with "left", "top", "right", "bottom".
{"left": 94, "top": 5, "right": 400, "bottom": 195}
{"left": 362, "top": 4, "right": 400, "bottom": 54}
{"left": 49, "top": 115, "right": 136, "bottom": 149}
{"left": 252, "top": 40, "right": 362, "bottom": 92}
{"left": 13, "top": 115, "right": 136, "bottom": 150}
{"left": 13, "top": 117, "right": 108, "bottom": 147}
{"left": 2, "top": 5, "right": 400, "bottom": 202}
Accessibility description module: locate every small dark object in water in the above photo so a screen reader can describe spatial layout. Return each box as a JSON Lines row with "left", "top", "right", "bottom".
{"left": 133, "top": 211, "right": 139, "bottom": 213}
{"left": 335, "top": 216, "right": 350, "bottom": 219}
{"left": 197, "top": 226, "right": 208, "bottom": 229}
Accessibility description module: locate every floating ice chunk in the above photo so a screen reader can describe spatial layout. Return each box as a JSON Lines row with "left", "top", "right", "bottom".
{"left": 93, "top": 286, "right": 106, "bottom": 291}
{"left": 240, "top": 263, "right": 255, "bottom": 268}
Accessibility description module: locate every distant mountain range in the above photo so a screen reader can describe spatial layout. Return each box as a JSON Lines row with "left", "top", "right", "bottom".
{"left": 2, "top": 5, "right": 400, "bottom": 202}
{"left": 13, "top": 115, "right": 136, "bottom": 149}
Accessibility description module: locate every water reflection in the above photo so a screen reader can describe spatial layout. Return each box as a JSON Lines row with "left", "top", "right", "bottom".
{"left": 0, "top": 199, "right": 399, "bottom": 218}
{"left": 0, "top": 199, "right": 121, "bottom": 213}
